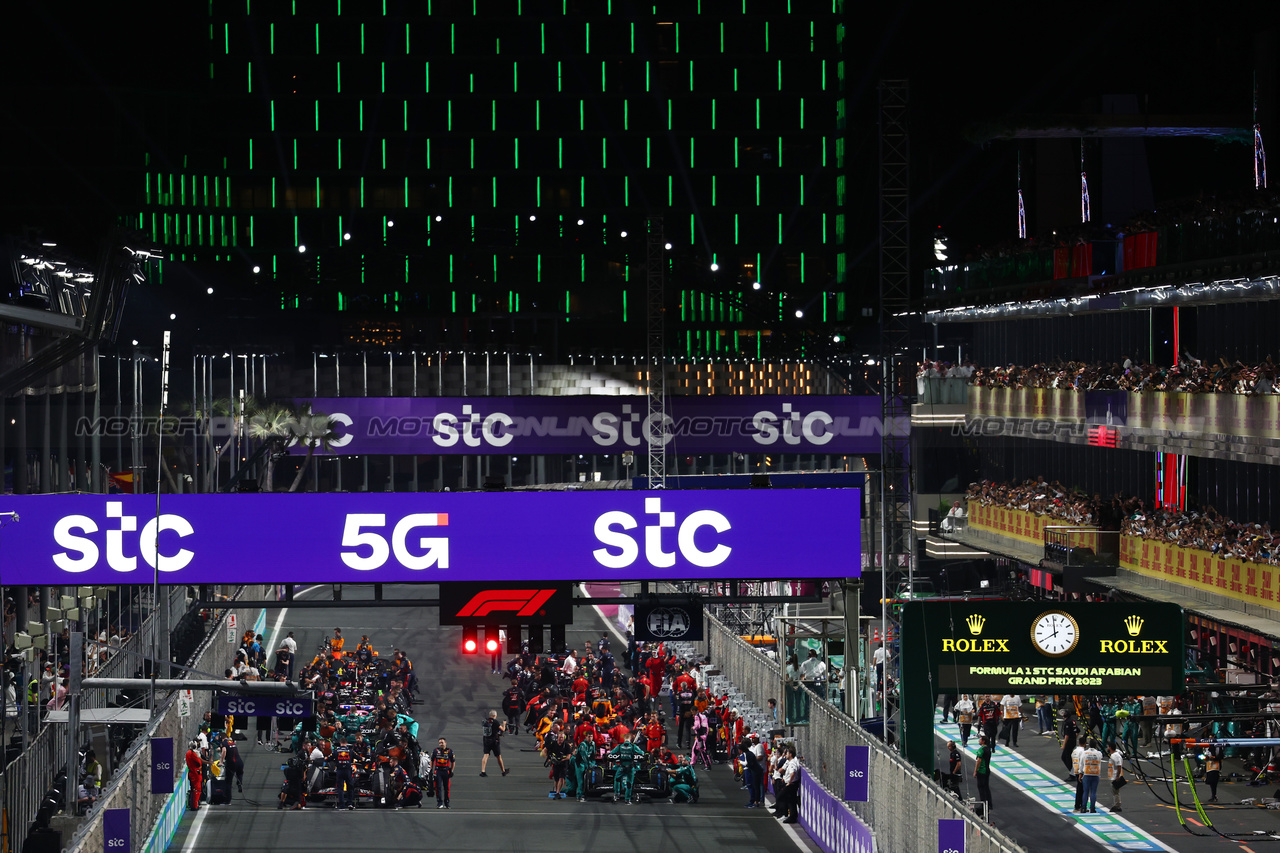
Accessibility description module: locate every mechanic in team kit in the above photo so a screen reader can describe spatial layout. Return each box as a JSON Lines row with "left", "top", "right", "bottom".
{"left": 429, "top": 737, "right": 456, "bottom": 808}
{"left": 480, "top": 710, "right": 510, "bottom": 777}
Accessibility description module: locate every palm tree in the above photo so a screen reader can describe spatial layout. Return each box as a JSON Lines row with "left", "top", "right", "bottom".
{"left": 248, "top": 403, "right": 295, "bottom": 492}
{"left": 287, "top": 403, "right": 337, "bottom": 492}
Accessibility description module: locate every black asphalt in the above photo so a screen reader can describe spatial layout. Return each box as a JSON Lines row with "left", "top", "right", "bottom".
{"left": 168, "top": 584, "right": 820, "bottom": 853}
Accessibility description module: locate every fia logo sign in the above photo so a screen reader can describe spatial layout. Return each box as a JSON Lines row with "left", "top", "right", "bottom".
{"left": 646, "top": 607, "right": 693, "bottom": 639}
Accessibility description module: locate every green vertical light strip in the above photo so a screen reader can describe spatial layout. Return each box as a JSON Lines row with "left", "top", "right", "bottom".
{"left": 690, "top": 60, "right": 694, "bottom": 91}
{"left": 470, "top": 139, "right": 475, "bottom": 169}
{"left": 675, "top": 22, "right": 680, "bottom": 52}
{"left": 755, "top": 175, "right": 760, "bottom": 205}
{"left": 800, "top": 175, "right": 804, "bottom": 205}
{"left": 646, "top": 61, "right": 650, "bottom": 92}
{"left": 734, "top": 214, "right": 739, "bottom": 244}
{"left": 360, "top": 177, "right": 365, "bottom": 207}
{"left": 315, "top": 22, "right": 320, "bottom": 54}
{"left": 491, "top": 100, "right": 497, "bottom": 132}
{"left": 601, "top": 138, "right": 606, "bottom": 169}
{"left": 316, "top": 177, "right": 321, "bottom": 208}
{"left": 448, "top": 177, "right": 453, "bottom": 206}
{"left": 451, "top": 23, "right": 455, "bottom": 53}
{"left": 247, "top": 61, "right": 252, "bottom": 92}
{"left": 624, "top": 176, "right": 629, "bottom": 206}
{"left": 360, "top": 23, "right": 364, "bottom": 54}
{"left": 541, "top": 23, "right": 545, "bottom": 54}
{"left": 557, "top": 61, "right": 563, "bottom": 92}
{"left": 249, "top": 139, "right": 254, "bottom": 169}
{"left": 382, "top": 138, "right": 387, "bottom": 169}
{"left": 536, "top": 100, "right": 540, "bottom": 130}
{"left": 711, "top": 175, "right": 716, "bottom": 205}
{"left": 381, "top": 62, "right": 386, "bottom": 93}
{"left": 492, "top": 255, "right": 498, "bottom": 282}
{"left": 720, "top": 22, "right": 725, "bottom": 52}
{"left": 646, "top": 137, "right": 651, "bottom": 168}
{"left": 734, "top": 137, "right": 739, "bottom": 167}
{"left": 778, "top": 214, "right": 783, "bottom": 243}
{"left": 667, "top": 100, "right": 672, "bottom": 130}
{"left": 711, "top": 98, "right": 716, "bottom": 129}
{"left": 337, "top": 62, "right": 341, "bottom": 93}
{"left": 822, "top": 213, "right": 827, "bottom": 243}
{"left": 690, "top": 214, "right": 695, "bottom": 245}
{"left": 585, "top": 21, "right": 589, "bottom": 53}
{"left": 292, "top": 139, "right": 297, "bottom": 169}
{"left": 668, "top": 175, "right": 673, "bottom": 205}
{"left": 822, "top": 59, "right": 826, "bottom": 90}
{"left": 630, "top": 22, "right": 635, "bottom": 52}
{"left": 514, "top": 137, "right": 519, "bottom": 169}
{"left": 800, "top": 253, "right": 805, "bottom": 283}
{"left": 492, "top": 176, "right": 497, "bottom": 207}
{"left": 270, "top": 101, "right": 276, "bottom": 131}
{"left": 778, "top": 136, "right": 783, "bottom": 166}
{"left": 755, "top": 99, "right": 760, "bottom": 129}
{"left": 338, "top": 138, "right": 342, "bottom": 169}
{"left": 272, "top": 177, "right": 276, "bottom": 207}
{"left": 765, "top": 21, "right": 769, "bottom": 51}
{"left": 778, "top": 60, "right": 783, "bottom": 90}
{"left": 405, "top": 177, "right": 410, "bottom": 207}
{"left": 623, "top": 290, "right": 628, "bottom": 321}
{"left": 224, "top": 22, "right": 230, "bottom": 54}
{"left": 249, "top": 215, "right": 254, "bottom": 246}
{"left": 822, "top": 291, "right": 827, "bottom": 321}
{"left": 601, "top": 60, "right": 606, "bottom": 91}
{"left": 536, "top": 254, "right": 541, "bottom": 283}
{"left": 449, "top": 256, "right": 454, "bottom": 283}
{"left": 359, "top": 101, "right": 364, "bottom": 131}
{"left": 404, "top": 100, "right": 408, "bottom": 131}
{"left": 448, "top": 101, "right": 452, "bottom": 131}
{"left": 800, "top": 98, "right": 804, "bottom": 129}
{"left": 734, "top": 68, "right": 739, "bottom": 91}
{"left": 314, "top": 100, "right": 320, "bottom": 132}
{"left": 559, "top": 138, "right": 563, "bottom": 169}
{"left": 513, "top": 60, "right": 518, "bottom": 92}
{"left": 338, "top": 214, "right": 343, "bottom": 243}
{"left": 270, "top": 23, "right": 274, "bottom": 54}
{"left": 580, "top": 176, "right": 585, "bottom": 206}
{"left": 536, "top": 175, "right": 541, "bottom": 206}
{"left": 405, "top": 22, "right": 410, "bottom": 53}
{"left": 579, "top": 100, "right": 584, "bottom": 131}
{"left": 293, "top": 215, "right": 298, "bottom": 246}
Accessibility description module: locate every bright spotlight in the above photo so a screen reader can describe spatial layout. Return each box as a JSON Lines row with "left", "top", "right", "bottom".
{"left": 131, "top": 339, "right": 139, "bottom": 346}
{"left": 577, "top": 219, "right": 584, "bottom": 226}
{"left": 435, "top": 215, "right": 442, "bottom": 222}
{"left": 752, "top": 281, "right": 762, "bottom": 290}
{"left": 252, "top": 265, "right": 261, "bottom": 274}
{"left": 297, "top": 245, "right": 306, "bottom": 253}
{"left": 169, "top": 313, "right": 177, "bottom": 320}
{"left": 387, "top": 220, "right": 395, "bottom": 228}
{"left": 620, "top": 230, "right": 628, "bottom": 238}
{"left": 343, "top": 232, "right": 351, "bottom": 241}
{"left": 207, "top": 287, "right": 214, "bottom": 295}
{"left": 529, "top": 215, "right": 537, "bottom": 221}
{"left": 664, "top": 242, "right": 672, "bottom": 250}
{"left": 710, "top": 263, "right": 719, "bottom": 272}
{"left": 795, "top": 309, "right": 804, "bottom": 319}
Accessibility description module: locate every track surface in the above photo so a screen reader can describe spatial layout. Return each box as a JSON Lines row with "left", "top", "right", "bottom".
{"left": 169, "top": 584, "right": 819, "bottom": 853}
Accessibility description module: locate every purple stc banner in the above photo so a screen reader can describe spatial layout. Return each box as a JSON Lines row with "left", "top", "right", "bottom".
{"left": 938, "top": 818, "right": 966, "bottom": 853}
{"left": 844, "top": 745, "right": 869, "bottom": 802}
{"left": 103, "top": 808, "right": 130, "bottom": 852}
{"left": 151, "top": 737, "right": 174, "bottom": 794}
{"left": 293, "top": 396, "right": 896, "bottom": 456}
{"left": 800, "top": 768, "right": 874, "bottom": 853}
{"left": 0, "top": 489, "right": 859, "bottom": 585}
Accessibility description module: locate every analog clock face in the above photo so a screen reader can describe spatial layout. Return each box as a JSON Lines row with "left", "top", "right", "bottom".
{"left": 1032, "top": 611, "right": 1079, "bottom": 657}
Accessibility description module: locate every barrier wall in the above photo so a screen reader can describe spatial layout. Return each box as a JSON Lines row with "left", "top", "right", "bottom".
{"left": 1120, "top": 537, "right": 1280, "bottom": 609}
{"left": 66, "top": 586, "right": 273, "bottom": 853}
{"left": 697, "top": 613, "right": 1025, "bottom": 853}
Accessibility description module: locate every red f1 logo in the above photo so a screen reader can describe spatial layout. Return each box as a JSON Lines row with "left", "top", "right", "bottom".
{"left": 455, "top": 589, "right": 558, "bottom": 618}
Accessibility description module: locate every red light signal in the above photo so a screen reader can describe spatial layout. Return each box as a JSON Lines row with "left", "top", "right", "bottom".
{"left": 485, "top": 637, "right": 500, "bottom": 654}
{"left": 1088, "top": 425, "right": 1118, "bottom": 448}
{"left": 462, "top": 625, "right": 478, "bottom": 654}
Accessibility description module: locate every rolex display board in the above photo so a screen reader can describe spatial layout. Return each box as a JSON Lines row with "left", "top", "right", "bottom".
{"left": 901, "top": 601, "right": 1185, "bottom": 694}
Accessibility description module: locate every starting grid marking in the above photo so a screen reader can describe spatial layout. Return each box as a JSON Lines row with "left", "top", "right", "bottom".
{"left": 933, "top": 715, "right": 1176, "bottom": 852}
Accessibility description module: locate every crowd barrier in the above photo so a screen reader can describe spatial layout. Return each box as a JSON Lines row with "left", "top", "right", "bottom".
{"left": 697, "top": 612, "right": 1026, "bottom": 853}
{"left": 1120, "top": 537, "right": 1280, "bottom": 609}
{"left": 967, "top": 501, "right": 1098, "bottom": 551}
{"left": 65, "top": 585, "right": 273, "bottom": 853}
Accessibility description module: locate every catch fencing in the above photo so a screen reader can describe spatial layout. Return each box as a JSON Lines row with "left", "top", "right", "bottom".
{"left": 64, "top": 585, "right": 273, "bottom": 853}
{"left": 698, "top": 611, "right": 1027, "bottom": 853}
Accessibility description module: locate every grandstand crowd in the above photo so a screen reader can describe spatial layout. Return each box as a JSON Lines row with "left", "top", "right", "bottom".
{"left": 964, "top": 478, "right": 1280, "bottom": 566}
{"left": 962, "top": 355, "right": 1280, "bottom": 395}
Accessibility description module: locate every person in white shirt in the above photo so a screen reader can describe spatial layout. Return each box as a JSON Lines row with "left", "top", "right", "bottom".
{"left": 999, "top": 694, "right": 1022, "bottom": 747}
{"left": 1108, "top": 743, "right": 1125, "bottom": 812}
{"left": 1079, "top": 739, "right": 1103, "bottom": 813}
{"left": 954, "top": 695, "right": 976, "bottom": 747}
{"left": 774, "top": 746, "right": 801, "bottom": 824}
{"left": 799, "top": 649, "right": 827, "bottom": 695}
{"left": 940, "top": 501, "right": 967, "bottom": 533}
{"left": 561, "top": 650, "right": 578, "bottom": 677}
{"left": 1070, "top": 741, "right": 1085, "bottom": 811}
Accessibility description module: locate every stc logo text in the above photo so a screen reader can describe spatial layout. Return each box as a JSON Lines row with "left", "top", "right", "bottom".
{"left": 53, "top": 502, "right": 194, "bottom": 573}
{"left": 592, "top": 498, "right": 731, "bottom": 569}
